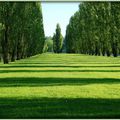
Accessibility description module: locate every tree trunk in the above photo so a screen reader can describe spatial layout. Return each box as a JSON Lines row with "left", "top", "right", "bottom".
{"left": 2, "top": 25, "right": 9, "bottom": 64}
{"left": 11, "top": 48, "right": 16, "bottom": 62}
{"left": 17, "top": 37, "right": 22, "bottom": 60}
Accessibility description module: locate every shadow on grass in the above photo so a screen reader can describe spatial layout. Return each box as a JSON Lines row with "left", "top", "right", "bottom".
{"left": 1, "top": 65, "right": 120, "bottom": 68}
{"left": 0, "top": 97, "right": 120, "bottom": 118}
{"left": 0, "top": 77, "right": 120, "bottom": 87}
{"left": 0, "top": 69, "right": 120, "bottom": 73}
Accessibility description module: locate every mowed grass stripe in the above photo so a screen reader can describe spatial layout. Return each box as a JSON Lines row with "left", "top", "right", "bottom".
{"left": 0, "top": 53, "right": 120, "bottom": 118}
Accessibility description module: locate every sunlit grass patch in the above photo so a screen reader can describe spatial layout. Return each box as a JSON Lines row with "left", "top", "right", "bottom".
{"left": 0, "top": 53, "right": 120, "bottom": 118}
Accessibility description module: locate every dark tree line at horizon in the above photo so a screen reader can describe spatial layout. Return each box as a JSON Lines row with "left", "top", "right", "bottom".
{"left": 0, "top": 2, "right": 45, "bottom": 64}
{"left": 65, "top": 2, "right": 120, "bottom": 57}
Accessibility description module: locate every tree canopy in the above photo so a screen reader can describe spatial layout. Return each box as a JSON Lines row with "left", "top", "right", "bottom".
{"left": 53, "top": 23, "right": 63, "bottom": 53}
{"left": 65, "top": 2, "right": 120, "bottom": 57}
{"left": 0, "top": 2, "right": 45, "bottom": 64}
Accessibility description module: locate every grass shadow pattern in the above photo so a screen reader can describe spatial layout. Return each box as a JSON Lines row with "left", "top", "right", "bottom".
{"left": 0, "top": 77, "right": 120, "bottom": 87}
{"left": 0, "top": 97, "right": 120, "bottom": 118}
{"left": 0, "top": 54, "right": 120, "bottom": 118}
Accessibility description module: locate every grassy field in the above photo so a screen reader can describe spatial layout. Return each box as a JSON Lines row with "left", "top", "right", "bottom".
{"left": 0, "top": 53, "right": 120, "bottom": 118}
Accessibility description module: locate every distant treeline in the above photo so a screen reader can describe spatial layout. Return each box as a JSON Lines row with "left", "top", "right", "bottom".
{"left": 65, "top": 2, "right": 120, "bottom": 57}
{"left": 43, "top": 24, "right": 63, "bottom": 53}
{"left": 0, "top": 2, "right": 45, "bottom": 64}
{"left": 53, "top": 24, "right": 63, "bottom": 53}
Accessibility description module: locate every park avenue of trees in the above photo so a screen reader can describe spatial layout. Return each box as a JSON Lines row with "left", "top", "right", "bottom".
{"left": 0, "top": 2, "right": 45, "bottom": 64}
{"left": 1, "top": 2, "right": 120, "bottom": 64}
{"left": 65, "top": 2, "right": 120, "bottom": 57}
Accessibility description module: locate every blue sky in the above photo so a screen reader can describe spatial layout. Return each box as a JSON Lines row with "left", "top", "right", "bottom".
{"left": 41, "top": 2, "right": 80, "bottom": 37}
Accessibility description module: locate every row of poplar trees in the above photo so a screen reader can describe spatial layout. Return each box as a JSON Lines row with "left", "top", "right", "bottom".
{"left": 0, "top": 2, "right": 45, "bottom": 64}
{"left": 65, "top": 2, "right": 120, "bottom": 57}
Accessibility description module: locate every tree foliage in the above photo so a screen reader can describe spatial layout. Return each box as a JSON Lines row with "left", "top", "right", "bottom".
{"left": 53, "top": 24, "right": 63, "bottom": 53}
{"left": 0, "top": 2, "right": 45, "bottom": 64}
{"left": 43, "top": 37, "right": 53, "bottom": 53}
{"left": 65, "top": 2, "right": 120, "bottom": 57}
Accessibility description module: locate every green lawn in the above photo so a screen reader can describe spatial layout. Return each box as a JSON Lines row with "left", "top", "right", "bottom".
{"left": 0, "top": 53, "right": 120, "bottom": 118}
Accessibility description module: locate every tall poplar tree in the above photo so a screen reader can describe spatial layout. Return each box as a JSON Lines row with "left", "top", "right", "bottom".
{"left": 53, "top": 23, "right": 63, "bottom": 53}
